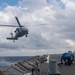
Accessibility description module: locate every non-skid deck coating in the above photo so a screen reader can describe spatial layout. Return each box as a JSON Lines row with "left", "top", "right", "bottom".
{"left": 40, "top": 63, "right": 48, "bottom": 75}
{"left": 58, "top": 64, "right": 75, "bottom": 75}
{"left": 40, "top": 62, "right": 75, "bottom": 75}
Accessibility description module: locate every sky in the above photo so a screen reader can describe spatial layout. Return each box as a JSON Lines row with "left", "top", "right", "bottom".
{"left": 0, "top": 0, "right": 20, "bottom": 6}
{"left": 0, "top": 0, "right": 75, "bottom": 56}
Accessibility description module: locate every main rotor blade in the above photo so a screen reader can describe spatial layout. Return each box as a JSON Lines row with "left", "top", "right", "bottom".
{"left": 0, "top": 23, "right": 46, "bottom": 27}
{"left": 0, "top": 25, "right": 20, "bottom": 27}
{"left": 15, "top": 17, "right": 22, "bottom": 27}
{"left": 25, "top": 23, "right": 47, "bottom": 26}
{"left": 34, "top": 23, "right": 47, "bottom": 26}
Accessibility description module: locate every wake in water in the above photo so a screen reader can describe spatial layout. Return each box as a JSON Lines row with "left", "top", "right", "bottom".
{"left": 0, "top": 56, "right": 29, "bottom": 70}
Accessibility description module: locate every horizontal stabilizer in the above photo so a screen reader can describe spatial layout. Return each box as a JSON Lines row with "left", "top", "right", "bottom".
{"left": 7, "top": 37, "right": 18, "bottom": 40}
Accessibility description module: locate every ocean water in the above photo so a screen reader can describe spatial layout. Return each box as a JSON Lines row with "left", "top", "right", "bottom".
{"left": 0, "top": 56, "right": 30, "bottom": 70}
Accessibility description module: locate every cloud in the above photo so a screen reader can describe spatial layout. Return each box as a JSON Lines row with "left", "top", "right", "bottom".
{"left": 18, "top": 0, "right": 47, "bottom": 11}
{"left": 46, "top": 0, "right": 65, "bottom": 9}
{"left": 0, "top": 0, "right": 75, "bottom": 56}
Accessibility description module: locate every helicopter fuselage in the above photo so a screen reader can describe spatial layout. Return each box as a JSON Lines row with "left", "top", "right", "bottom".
{"left": 7, "top": 27, "right": 28, "bottom": 41}
{"left": 14, "top": 27, "right": 28, "bottom": 38}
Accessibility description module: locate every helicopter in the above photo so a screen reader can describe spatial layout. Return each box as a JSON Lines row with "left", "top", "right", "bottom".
{"left": 0, "top": 17, "right": 46, "bottom": 42}
{"left": 0, "top": 17, "right": 28, "bottom": 42}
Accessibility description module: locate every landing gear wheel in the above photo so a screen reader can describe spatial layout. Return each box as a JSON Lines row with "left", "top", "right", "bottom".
{"left": 26, "top": 35, "right": 27, "bottom": 37}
